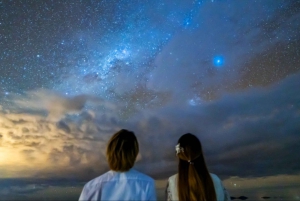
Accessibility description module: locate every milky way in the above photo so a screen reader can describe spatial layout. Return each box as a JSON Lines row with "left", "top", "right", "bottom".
{"left": 1, "top": 1, "right": 299, "bottom": 109}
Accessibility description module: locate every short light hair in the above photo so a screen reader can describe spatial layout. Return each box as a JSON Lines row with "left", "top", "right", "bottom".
{"left": 106, "top": 129, "right": 139, "bottom": 171}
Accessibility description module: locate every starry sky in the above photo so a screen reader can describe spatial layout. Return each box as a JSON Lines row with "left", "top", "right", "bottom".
{"left": 0, "top": 0, "right": 300, "bottom": 200}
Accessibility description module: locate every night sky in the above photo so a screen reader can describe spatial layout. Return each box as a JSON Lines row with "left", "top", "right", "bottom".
{"left": 0, "top": 0, "right": 300, "bottom": 200}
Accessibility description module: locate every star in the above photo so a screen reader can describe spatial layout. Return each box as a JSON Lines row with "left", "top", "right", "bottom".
{"left": 213, "top": 56, "right": 224, "bottom": 67}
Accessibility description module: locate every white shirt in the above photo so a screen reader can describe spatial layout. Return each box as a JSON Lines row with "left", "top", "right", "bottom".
{"left": 166, "top": 173, "right": 230, "bottom": 201}
{"left": 79, "top": 169, "right": 157, "bottom": 201}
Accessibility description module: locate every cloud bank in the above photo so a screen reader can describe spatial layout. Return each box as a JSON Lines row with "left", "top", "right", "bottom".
{"left": 1, "top": 73, "right": 299, "bottom": 182}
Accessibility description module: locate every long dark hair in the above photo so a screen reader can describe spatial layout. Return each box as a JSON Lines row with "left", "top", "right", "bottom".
{"left": 176, "top": 133, "right": 216, "bottom": 201}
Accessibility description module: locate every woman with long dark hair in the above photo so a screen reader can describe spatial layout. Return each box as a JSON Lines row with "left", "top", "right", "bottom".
{"left": 166, "top": 133, "right": 230, "bottom": 201}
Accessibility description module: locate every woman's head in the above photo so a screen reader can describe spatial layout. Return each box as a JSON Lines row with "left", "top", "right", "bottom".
{"left": 176, "top": 133, "right": 216, "bottom": 201}
{"left": 176, "top": 133, "right": 203, "bottom": 163}
{"left": 106, "top": 129, "right": 139, "bottom": 172}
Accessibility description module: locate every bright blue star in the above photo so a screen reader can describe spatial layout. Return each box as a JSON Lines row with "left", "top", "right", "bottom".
{"left": 213, "top": 56, "right": 224, "bottom": 67}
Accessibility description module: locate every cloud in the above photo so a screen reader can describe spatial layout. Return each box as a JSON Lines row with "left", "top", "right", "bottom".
{"left": 56, "top": 120, "right": 71, "bottom": 133}
{"left": 97, "top": 78, "right": 300, "bottom": 180}
{"left": 10, "top": 89, "right": 112, "bottom": 120}
{"left": 134, "top": 73, "right": 300, "bottom": 179}
{"left": 0, "top": 73, "right": 299, "bottom": 183}
{"left": 0, "top": 178, "right": 84, "bottom": 200}
{"left": 0, "top": 108, "right": 110, "bottom": 179}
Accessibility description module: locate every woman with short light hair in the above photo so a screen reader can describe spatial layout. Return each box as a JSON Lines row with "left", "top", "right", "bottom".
{"left": 79, "top": 129, "right": 157, "bottom": 201}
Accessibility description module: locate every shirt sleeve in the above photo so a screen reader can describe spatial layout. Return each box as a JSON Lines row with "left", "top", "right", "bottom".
{"left": 220, "top": 180, "right": 231, "bottom": 201}
{"left": 223, "top": 186, "right": 231, "bottom": 201}
{"left": 147, "top": 180, "right": 157, "bottom": 201}
{"left": 78, "top": 185, "right": 87, "bottom": 201}
{"left": 165, "top": 181, "right": 172, "bottom": 201}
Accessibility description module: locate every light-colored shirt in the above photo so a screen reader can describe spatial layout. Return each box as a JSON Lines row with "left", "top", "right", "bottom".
{"left": 166, "top": 173, "right": 230, "bottom": 201}
{"left": 79, "top": 169, "right": 157, "bottom": 201}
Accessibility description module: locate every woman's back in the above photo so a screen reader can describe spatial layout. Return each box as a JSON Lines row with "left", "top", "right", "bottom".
{"left": 78, "top": 129, "right": 157, "bottom": 201}
{"left": 166, "top": 173, "right": 230, "bottom": 201}
{"left": 79, "top": 169, "right": 156, "bottom": 201}
{"left": 168, "top": 133, "right": 230, "bottom": 201}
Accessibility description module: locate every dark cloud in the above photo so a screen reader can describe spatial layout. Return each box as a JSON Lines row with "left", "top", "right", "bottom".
{"left": 132, "top": 73, "right": 300, "bottom": 179}
{"left": 0, "top": 178, "right": 83, "bottom": 200}
{"left": 62, "top": 145, "right": 89, "bottom": 166}
{"left": 56, "top": 120, "right": 71, "bottom": 133}
{"left": 8, "top": 132, "right": 22, "bottom": 140}
{"left": 24, "top": 141, "right": 41, "bottom": 147}
{"left": 22, "top": 127, "right": 29, "bottom": 133}
{"left": 23, "top": 135, "right": 45, "bottom": 140}
{"left": 11, "top": 119, "right": 27, "bottom": 124}
{"left": 22, "top": 149, "right": 35, "bottom": 154}
{"left": 58, "top": 145, "right": 92, "bottom": 167}
{"left": 79, "top": 110, "right": 95, "bottom": 121}
{"left": 82, "top": 72, "right": 101, "bottom": 84}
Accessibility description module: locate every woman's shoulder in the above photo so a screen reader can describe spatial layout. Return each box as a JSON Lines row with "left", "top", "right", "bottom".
{"left": 209, "top": 172, "right": 221, "bottom": 181}
{"left": 127, "top": 169, "right": 155, "bottom": 184}
{"left": 209, "top": 172, "right": 224, "bottom": 187}
{"left": 209, "top": 173, "right": 225, "bottom": 191}
{"left": 168, "top": 174, "right": 178, "bottom": 183}
{"left": 83, "top": 171, "right": 112, "bottom": 189}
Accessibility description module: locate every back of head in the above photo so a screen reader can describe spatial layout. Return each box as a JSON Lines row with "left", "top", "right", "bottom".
{"left": 106, "top": 129, "right": 139, "bottom": 172}
{"left": 176, "top": 133, "right": 216, "bottom": 201}
{"left": 177, "top": 133, "right": 202, "bottom": 161}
